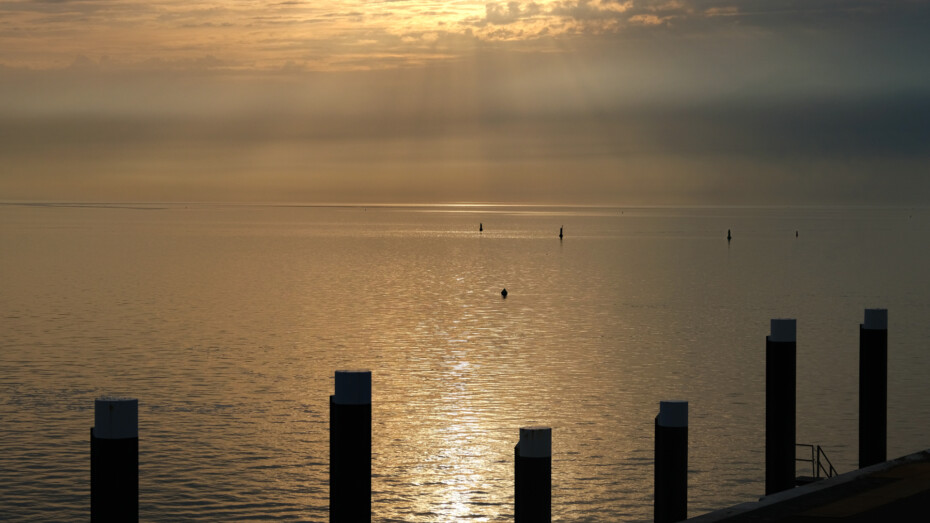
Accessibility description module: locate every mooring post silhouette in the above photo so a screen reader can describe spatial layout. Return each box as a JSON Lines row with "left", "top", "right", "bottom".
{"left": 515, "top": 426, "right": 551, "bottom": 522}
{"left": 655, "top": 400, "right": 688, "bottom": 523}
{"left": 766, "top": 319, "right": 796, "bottom": 496}
{"left": 859, "top": 308, "right": 888, "bottom": 468}
{"left": 330, "top": 370, "right": 371, "bottom": 522}
{"left": 91, "top": 397, "right": 139, "bottom": 523}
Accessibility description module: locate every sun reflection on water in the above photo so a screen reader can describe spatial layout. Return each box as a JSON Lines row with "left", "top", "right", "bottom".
{"left": 4, "top": 205, "right": 930, "bottom": 520}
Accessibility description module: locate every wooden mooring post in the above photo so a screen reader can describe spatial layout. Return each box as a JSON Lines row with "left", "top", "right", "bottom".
{"left": 860, "top": 308, "right": 888, "bottom": 468}
{"left": 766, "top": 319, "right": 796, "bottom": 496}
{"left": 655, "top": 400, "right": 688, "bottom": 523}
{"left": 515, "top": 426, "right": 551, "bottom": 522}
{"left": 91, "top": 397, "right": 139, "bottom": 523}
{"left": 330, "top": 370, "right": 372, "bottom": 522}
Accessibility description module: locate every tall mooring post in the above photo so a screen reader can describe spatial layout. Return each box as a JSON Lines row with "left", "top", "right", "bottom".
{"left": 655, "top": 400, "right": 688, "bottom": 523}
{"left": 515, "top": 426, "right": 551, "bottom": 522}
{"left": 766, "top": 319, "right": 796, "bottom": 496}
{"left": 330, "top": 370, "right": 371, "bottom": 522}
{"left": 859, "top": 308, "right": 888, "bottom": 469}
{"left": 91, "top": 397, "right": 139, "bottom": 523}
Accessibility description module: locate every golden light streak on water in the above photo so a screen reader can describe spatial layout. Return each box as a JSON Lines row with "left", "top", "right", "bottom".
{"left": 1, "top": 203, "right": 929, "bottom": 520}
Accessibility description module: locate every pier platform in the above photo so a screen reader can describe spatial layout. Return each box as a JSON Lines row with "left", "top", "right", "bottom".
{"left": 689, "top": 449, "right": 930, "bottom": 522}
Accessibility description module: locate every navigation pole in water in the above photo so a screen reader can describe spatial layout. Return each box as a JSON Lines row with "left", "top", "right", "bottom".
{"left": 330, "top": 370, "right": 372, "bottom": 522}
{"left": 515, "top": 426, "right": 551, "bottom": 522}
{"left": 91, "top": 397, "right": 139, "bottom": 523}
{"left": 655, "top": 400, "right": 688, "bottom": 523}
{"left": 766, "top": 319, "right": 796, "bottom": 496}
{"left": 860, "top": 308, "right": 888, "bottom": 469}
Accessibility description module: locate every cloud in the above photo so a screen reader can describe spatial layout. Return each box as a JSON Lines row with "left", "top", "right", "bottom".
{"left": 1, "top": 0, "right": 929, "bottom": 207}
{"left": 703, "top": 6, "right": 737, "bottom": 17}
{"left": 484, "top": 2, "right": 541, "bottom": 25}
{"left": 2, "top": 0, "right": 929, "bottom": 72}
{"left": 628, "top": 13, "right": 666, "bottom": 25}
{"left": 549, "top": 0, "right": 633, "bottom": 21}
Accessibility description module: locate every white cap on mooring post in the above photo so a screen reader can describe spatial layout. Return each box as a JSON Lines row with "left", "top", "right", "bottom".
{"left": 864, "top": 309, "right": 888, "bottom": 330}
{"left": 94, "top": 397, "right": 138, "bottom": 439}
{"left": 658, "top": 401, "right": 689, "bottom": 428}
{"left": 518, "top": 426, "right": 552, "bottom": 458}
{"left": 769, "top": 319, "right": 797, "bottom": 343}
{"left": 334, "top": 370, "right": 371, "bottom": 405}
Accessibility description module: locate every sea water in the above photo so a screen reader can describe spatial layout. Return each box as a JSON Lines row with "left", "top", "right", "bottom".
{"left": 1, "top": 203, "right": 929, "bottom": 521}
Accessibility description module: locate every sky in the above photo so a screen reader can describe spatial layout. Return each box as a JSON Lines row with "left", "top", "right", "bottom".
{"left": 1, "top": 0, "right": 929, "bottom": 205}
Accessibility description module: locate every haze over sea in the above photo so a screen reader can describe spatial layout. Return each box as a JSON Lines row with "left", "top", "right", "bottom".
{"left": 1, "top": 202, "right": 929, "bottom": 521}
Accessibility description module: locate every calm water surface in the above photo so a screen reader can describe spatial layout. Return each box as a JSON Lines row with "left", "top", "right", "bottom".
{"left": 1, "top": 203, "right": 929, "bottom": 521}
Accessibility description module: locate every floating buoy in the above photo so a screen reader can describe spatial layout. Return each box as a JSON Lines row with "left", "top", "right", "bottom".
{"left": 727, "top": 229, "right": 732, "bottom": 241}
{"left": 559, "top": 226, "right": 563, "bottom": 240}
{"left": 479, "top": 223, "right": 483, "bottom": 232}
{"left": 501, "top": 288, "right": 508, "bottom": 298}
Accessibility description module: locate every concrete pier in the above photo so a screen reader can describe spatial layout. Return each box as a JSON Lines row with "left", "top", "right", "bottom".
{"left": 687, "top": 449, "right": 930, "bottom": 522}
{"left": 330, "top": 370, "right": 371, "bottom": 522}
{"left": 91, "top": 397, "right": 139, "bottom": 523}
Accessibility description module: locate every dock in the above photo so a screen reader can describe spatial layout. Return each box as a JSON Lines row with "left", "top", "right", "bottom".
{"left": 689, "top": 449, "right": 930, "bottom": 522}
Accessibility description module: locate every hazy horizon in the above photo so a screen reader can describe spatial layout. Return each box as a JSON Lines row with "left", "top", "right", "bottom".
{"left": 3, "top": 201, "right": 930, "bottom": 211}
{"left": 2, "top": 0, "right": 929, "bottom": 206}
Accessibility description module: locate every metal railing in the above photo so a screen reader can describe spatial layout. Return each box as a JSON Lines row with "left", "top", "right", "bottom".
{"left": 796, "top": 443, "right": 838, "bottom": 480}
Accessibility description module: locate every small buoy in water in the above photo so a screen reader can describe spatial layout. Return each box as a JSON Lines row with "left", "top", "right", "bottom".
{"left": 479, "top": 222, "right": 483, "bottom": 232}
{"left": 727, "top": 229, "right": 732, "bottom": 241}
{"left": 559, "top": 226, "right": 563, "bottom": 240}
{"left": 501, "top": 288, "right": 508, "bottom": 298}
{"left": 796, "top": 230, "right": 798, "bottom": 238}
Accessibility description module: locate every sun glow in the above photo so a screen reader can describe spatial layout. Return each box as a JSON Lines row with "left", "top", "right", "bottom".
{"left": 0, "top": 0, "right": 671, "bottom": 72}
